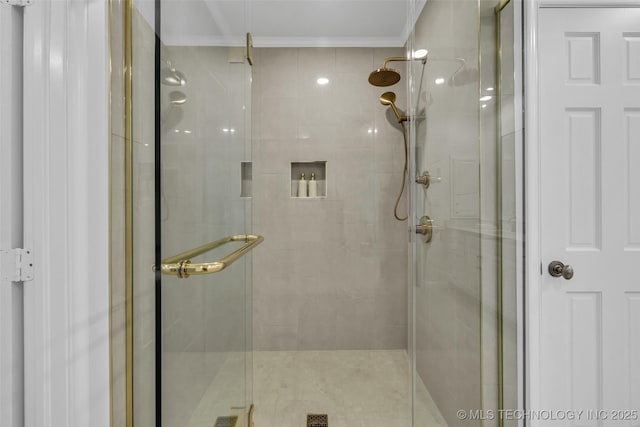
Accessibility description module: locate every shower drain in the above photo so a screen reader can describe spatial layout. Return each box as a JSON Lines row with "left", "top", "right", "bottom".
{"left": 213, "top": 415, "right": 238, "bottom": 427}
{"left": 307, "top": 413, "right": 328, "bottom": 427}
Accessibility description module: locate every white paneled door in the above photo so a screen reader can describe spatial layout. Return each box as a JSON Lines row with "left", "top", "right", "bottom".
{"left": 539, "top": 7, "right": 640, "bottom": 426}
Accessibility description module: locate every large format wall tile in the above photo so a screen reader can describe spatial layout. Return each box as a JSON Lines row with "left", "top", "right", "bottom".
{"left": 252, "top": 47, "right": 409, "bottom": 351}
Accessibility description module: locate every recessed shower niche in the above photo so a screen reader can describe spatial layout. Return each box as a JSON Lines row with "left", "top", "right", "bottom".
{"left": 241, "top": 162, "right": 252, "bottom": 198}
{"left": 290, "top": 161, "right": 326, "bottom": 198}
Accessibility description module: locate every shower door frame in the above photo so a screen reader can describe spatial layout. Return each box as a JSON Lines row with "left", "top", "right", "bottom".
{"left": 495, "top": 0, "right": 527, "bottom": 423}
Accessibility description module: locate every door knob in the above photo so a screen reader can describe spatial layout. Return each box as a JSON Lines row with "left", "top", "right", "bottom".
{"left": 416, "top": 216, "right": 433, "bottom": 243}
{"left": 548, "top": 260, "right": 574, "bottom": 280}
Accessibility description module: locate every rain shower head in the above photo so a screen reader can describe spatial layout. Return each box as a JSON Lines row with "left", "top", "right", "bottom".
{"left": 379, "top": 91, "right": 408, "bottom": 123}
{"left": 368, "top": 67, "right": 401, "bottom": 87}
{"left": 368, "top": 53, "right": 428, "bottom": 87}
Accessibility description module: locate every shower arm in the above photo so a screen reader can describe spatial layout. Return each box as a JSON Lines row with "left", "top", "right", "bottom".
{"left": 382, "top": 56, "right": 428, "bottom": 68}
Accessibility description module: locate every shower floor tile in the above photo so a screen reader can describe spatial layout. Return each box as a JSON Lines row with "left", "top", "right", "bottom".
{"left": 178, "top": 350, "right": 447, "bottom": 427}
{"left": 253, "top": 350, "right": 447, "bottom": 427}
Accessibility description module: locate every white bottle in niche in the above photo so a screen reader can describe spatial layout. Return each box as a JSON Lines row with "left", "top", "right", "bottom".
{"left": 308, "top": 172, "right": 318, "bottom": 197}
{"left": 297, "top": 172, "right": 308, "bottom": 197}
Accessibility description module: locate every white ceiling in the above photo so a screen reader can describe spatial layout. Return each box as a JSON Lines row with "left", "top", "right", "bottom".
{"left": 136, "top": 0, "right": 426, "bottom": 47}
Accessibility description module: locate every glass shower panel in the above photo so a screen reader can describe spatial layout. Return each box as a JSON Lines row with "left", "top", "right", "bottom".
{"left": 159, "top": 44, "right": 253, "bottom": 427}
{"left": 411, "top": 0, "right": 522, "bottom": 425}
{"left": 131, "top": 3, "right": 159, "bottom": 425}
{"left": 412, "top": 2, "right": 484, "bottom": 423}
{"left": 131, "top": 0, "right": 253, "bottom": 425}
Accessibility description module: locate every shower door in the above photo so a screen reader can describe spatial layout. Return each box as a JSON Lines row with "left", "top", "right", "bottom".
{"left": 129, "top": 1, "right": 255, "bottom": 425}
{"left": 156, "top": 18, "right": 255, "bottom": 427}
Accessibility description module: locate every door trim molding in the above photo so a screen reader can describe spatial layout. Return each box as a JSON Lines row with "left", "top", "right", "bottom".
{"left": 0, "top": 6, "right": 24, "bottom": 426}
{"left": 524, "top": 0, "right": 542, "bottom": 421}
{"left": 22, "top": 1, "right": 110, "bottom": 425}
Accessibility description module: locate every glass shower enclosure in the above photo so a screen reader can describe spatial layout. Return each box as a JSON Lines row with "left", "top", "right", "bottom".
{"left": 116, "top": 0, "right": 524, "bottom": 425}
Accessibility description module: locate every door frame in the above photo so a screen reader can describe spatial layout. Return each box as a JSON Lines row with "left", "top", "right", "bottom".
{"left": 524, "top": 0, "right": 640, "bottom": 422}
{"left": 0, "top": 5, "right": 24, "bottom": 426}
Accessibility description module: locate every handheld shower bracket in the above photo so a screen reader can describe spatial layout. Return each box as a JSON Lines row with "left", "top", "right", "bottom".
{"left": 379, "top": 91, "right": 409, "bottom": 123}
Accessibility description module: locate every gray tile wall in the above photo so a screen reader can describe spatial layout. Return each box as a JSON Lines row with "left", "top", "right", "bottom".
{"left": 252, "top": 47, "right": 409, "bottom": 351}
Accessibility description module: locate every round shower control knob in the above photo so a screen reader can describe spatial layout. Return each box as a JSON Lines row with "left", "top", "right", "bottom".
{"left": 415, "top": 216, "right": 433, "bottom": 243}
{"left": 415, "top": 171, "right": 431, "bottom": 188}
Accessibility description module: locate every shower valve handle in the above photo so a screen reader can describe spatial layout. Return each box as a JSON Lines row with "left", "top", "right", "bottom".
{"left": 415, "top": 216, "right": 433, "bottom": 243}
{"left": 415, "top": 171, "right": 431, "bottom": 188}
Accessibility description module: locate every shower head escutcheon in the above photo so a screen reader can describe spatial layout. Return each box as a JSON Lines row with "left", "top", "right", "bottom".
{"left": 379, "top": 92, "right": 408, "bottom": 123}
{"left": 368, "top": 53, "right": 429, "bottom": 87}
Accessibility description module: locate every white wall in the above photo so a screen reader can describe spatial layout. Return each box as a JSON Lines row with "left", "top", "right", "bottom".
{"left": 22, "top": 1, "right": 110, "bottom": 426}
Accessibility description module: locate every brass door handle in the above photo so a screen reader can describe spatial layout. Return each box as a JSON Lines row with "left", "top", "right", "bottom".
{"left": 548, "top": 260, "right": 574, "bottom": 280}
{"left": 160, "top": 234, "right": 264, "bottom": 279}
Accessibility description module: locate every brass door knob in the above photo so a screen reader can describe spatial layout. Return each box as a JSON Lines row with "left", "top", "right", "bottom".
{"left": 548, "top": 260, "right": 574, "bottom": 280}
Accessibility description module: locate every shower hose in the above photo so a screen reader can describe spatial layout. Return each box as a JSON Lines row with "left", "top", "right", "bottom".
{"left": 394, "top": 122, "right": 408, "bottom": 222}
